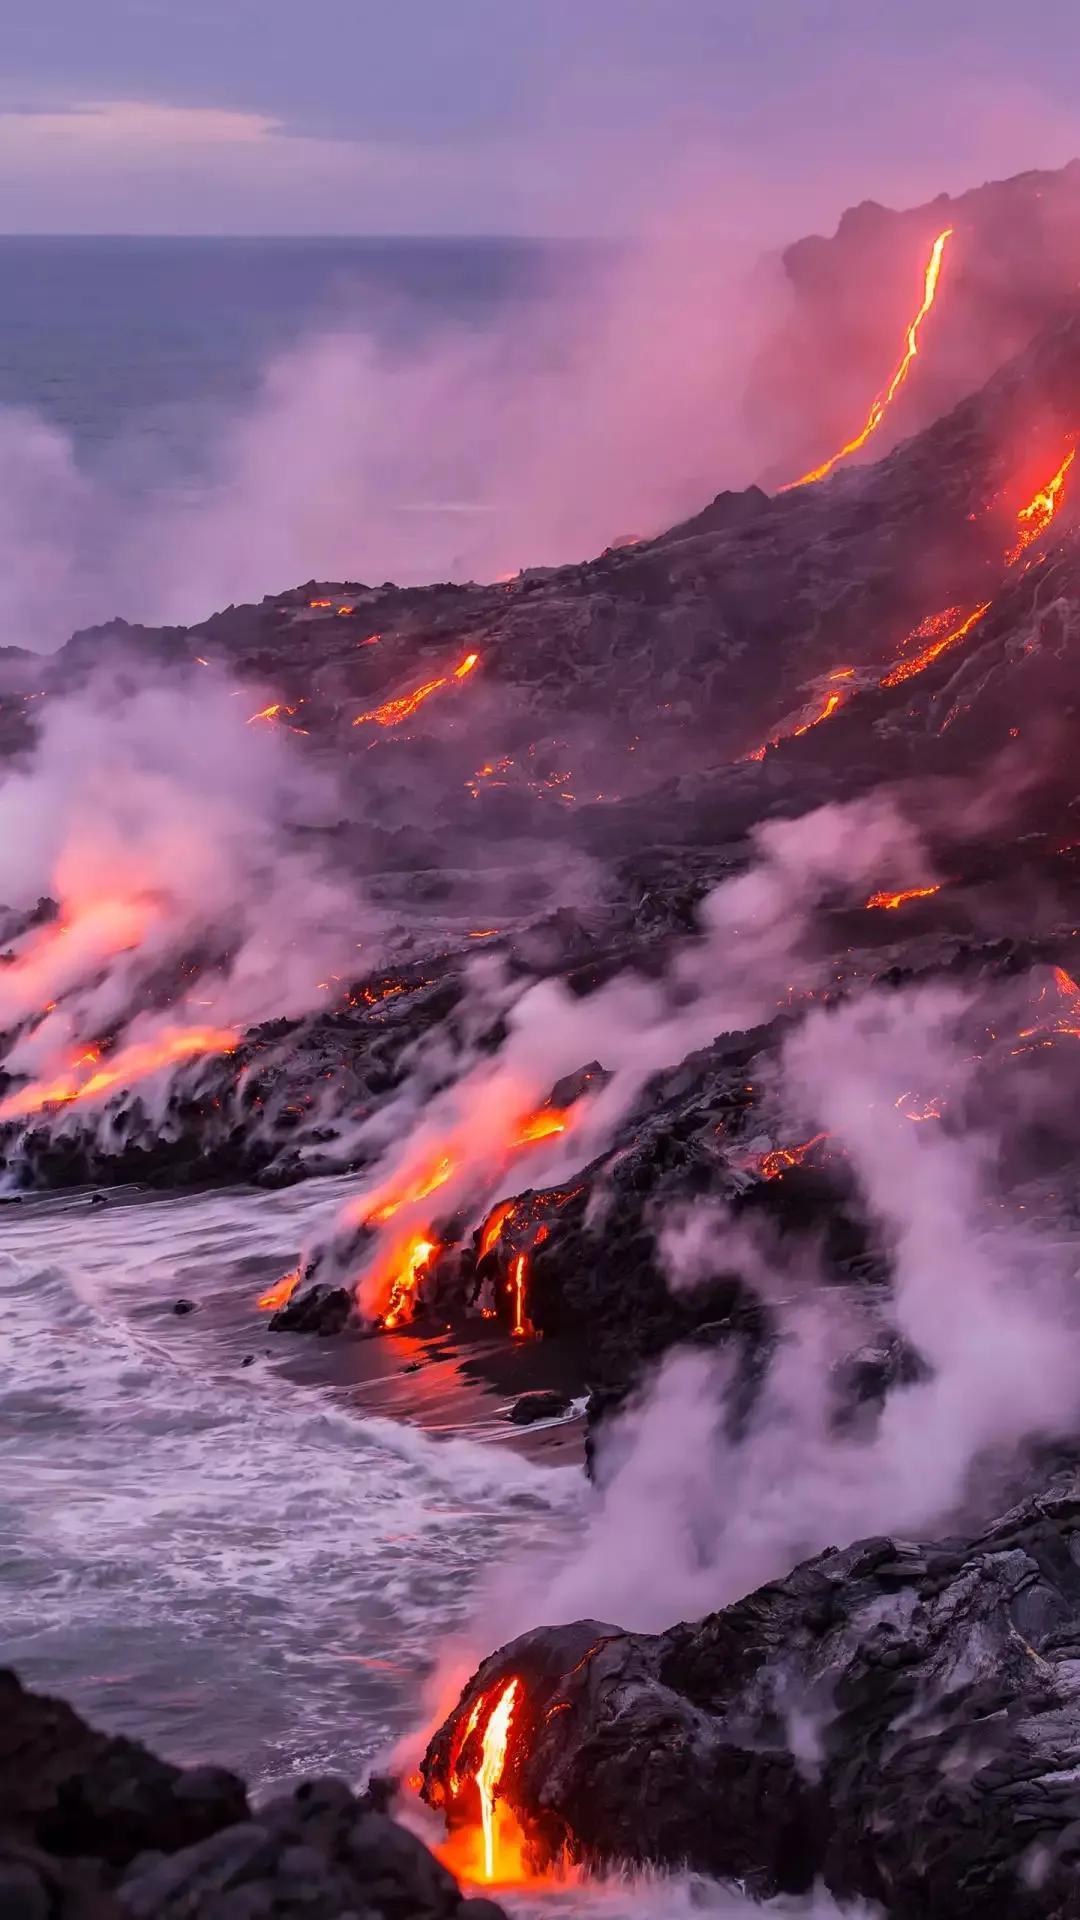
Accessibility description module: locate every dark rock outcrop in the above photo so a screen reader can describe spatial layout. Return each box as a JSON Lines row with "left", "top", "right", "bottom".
{"left": 423, "top": 1469, "right": 1080, "bottom": 1917}
{"left": 0, "top": 1671, "right": 504, "bottom": 1920}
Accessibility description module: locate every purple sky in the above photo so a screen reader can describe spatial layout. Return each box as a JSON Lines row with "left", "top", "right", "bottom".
{"left": 3, "top": 1, "right": 1078, "bottom": 237}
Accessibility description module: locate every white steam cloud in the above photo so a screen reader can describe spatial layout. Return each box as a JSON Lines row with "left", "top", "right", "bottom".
{"left": 0, "top": 663, "right": 375, "bottom": 1131}
{"left": 492, "top": 977, "right": 1080, "bottom": 1640}
{"left": 0, "top": 229, "right": 788, "bottom": 652}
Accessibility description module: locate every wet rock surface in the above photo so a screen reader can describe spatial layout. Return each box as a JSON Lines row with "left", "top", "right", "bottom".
{"left": 423, "top": 1469, "right": 1080, "bottom": 1916}
{"left": 0, "top": 1671, "right": 504, "bottom": 1920}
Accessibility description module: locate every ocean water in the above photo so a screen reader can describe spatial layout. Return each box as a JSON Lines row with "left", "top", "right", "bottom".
{"left": 0, "top": 1178, "right": 834, "bottom": 1920}
{"left": 0, "top": 235, "right": 573, "bottom": 473}
{"left": 0, "top": 233, "right": 622, "bottom": 646}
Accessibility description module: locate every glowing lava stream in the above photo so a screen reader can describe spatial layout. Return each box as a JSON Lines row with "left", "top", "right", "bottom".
{"left": 0, "top": 1026, "right": 238, "bottom": 1122}
{"left": 257, "top": 1268, "right": 302, "bottom": 1312}
{"left": 353, "top": 652, "right": 479, "bottom": 728}
{"left": 351, "top": 1099, "right": 580, "bottom": 1327}
{"left": 880, "top": 603, "right": 989, "bottom": 689}
{"left": 1008, "top": 448, "right": 1076, "bottom": 565}
{"left": 781, "top": 226, "right": 953, "bottom": 490}
{"left": 865, "top": 884, "right": 941, "bottom": 910}
{"left": 477, "top": 1678, "right": 522, "bottom": 1881}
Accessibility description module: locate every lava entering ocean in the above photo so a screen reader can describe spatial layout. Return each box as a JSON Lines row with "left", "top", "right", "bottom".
{"left": 781, "top": 226, "right": 953, "bottom": 490}
{"left": 434, "top": 1677, "right": 532, "bottom": 1886}
{"left": 0, "top": 1025, "right": 238, "bottom": 1121}
{"left": 340, "top": 1092, "right": 587, "bottom": 1329}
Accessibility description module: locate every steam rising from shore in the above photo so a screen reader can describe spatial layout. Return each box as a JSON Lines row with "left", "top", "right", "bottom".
{"left": 0, "top": 664, "right": 372, "bottom": 1133}
{"left": 0, "top": 231, "right": 784, "bottom": 650}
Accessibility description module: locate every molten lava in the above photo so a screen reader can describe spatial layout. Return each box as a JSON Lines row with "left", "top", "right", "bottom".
{"left": 353, "top": 652, "right": 479, "bottom": 729}
{"left": 382, "top": 1235, "right": 440, "bottom": 1330}
{"left": 0, "top": 1026, "right": 238, "bottom": 1122}
{"left": 782, "top": 226, "right": 953, "bottom": 490}
{"left": 247, "top": 702, "right": 297, "bottom": 725}
{"left": 363, "top": 1154, "right": 455, "bottom": 1227}
{"left": 1007, "top": 448, "right": 1076, "bottom": 565}
{"left": 745, "top": 680, "right": 850, "bottom": 760}
{"left": 755, "top": 1132, "right": 830, "bottom": 1179}
{"left": 476, "top": 1678, "right": 522, "bottom": 1882}
{"left": 794, "top": 690, "right": 844, "bottom": 735}
{"left": 512, "top": 1106, "right": 570, "bottom": 1147}
{"left": 510, "top": 1253, "right": 532, "bottom": 1339}
{"left": 479, "top": 1199, "right": 518, "bottom": 1260}
{"left": 865, "top": 884, "right": 941, "bottom": 910}
{"left": 880, "top": 603, "right": 989, "bottom": 688}
{"left": 258, "top": 1268, "right": 301, "bottom": 1312}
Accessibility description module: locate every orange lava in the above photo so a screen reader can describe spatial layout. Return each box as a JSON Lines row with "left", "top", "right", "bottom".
{"left": 364, "top": 1154, "right": 455, "bottom": 1227}
{"left": 511, "top": 1252, "right": 532, "bottom": 1339}
{"left": 309, "top": 598, "right": 332, "bottom": 608}
{"left": 782, "top": 227, "right": 953, "bottom": 490}
{"left": 382, "top": 1234, "right": 440, "bottom": 1329}
{"left": 513, "top": 1107, "right": 570, "bottom": 1148}
{"left": 1007, "top": 448, "right": 1076, "bottom": 565}
{"left": 479, "top": 1199, "right": 518, "bottom": 1260}
{"left": 353, "top": 652, "right": 479, "bottom": 729}
{"left": 436, "top": 1678, "right": 534, "bottom": 1887}
{"left": 745, "top": 680, "right": 849, "bottom": 760}
{"left": 0, "top": 1026, "right": 238, "bottom": 1122}
{"left": 865, "top": 883, "right": 941, "bottom": 910}
{"left": 247, "top": 702, "right": 297, "bottom": 725}
{"left": 477, "top": 1679, "right": 522, "bottom": 1880}
{"left": 258, "top": 1267, "right": 302, "bottom": 1312}
{"left": 794, "top": 690, "right": 844, "bottom": 735}
{"left": 755, "top": 1132, "right": 829, "bottom": 1179}
{"left": 880, "top": 603, "right": 989, "bottom": 688}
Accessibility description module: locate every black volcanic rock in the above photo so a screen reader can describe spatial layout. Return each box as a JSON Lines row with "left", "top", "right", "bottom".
{"left": 423, "top": 1469, "right": 1080, "bottom": 1915}
{"left": 507, "top": 1390, "right": 570, "bottom": 1425}
{"left": 268, "top": 1281, "right": 353, "bottom": 1336}
{"left": 0, "top": 1671, "right": 505, "bottom": 1920}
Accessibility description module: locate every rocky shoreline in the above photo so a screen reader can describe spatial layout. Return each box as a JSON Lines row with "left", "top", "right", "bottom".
{"left": 423, "top": 1464, "right": 1080, "bottom": 1917}
{"left": 0, "top": 1669, "right": 506, "bottom": 1920}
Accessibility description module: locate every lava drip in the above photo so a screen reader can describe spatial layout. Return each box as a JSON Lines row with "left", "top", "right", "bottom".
{"left": 781, "top": 226, "right": 954, "bottom": 491}
{"left": 434, "top": 1677, "right": 531, "bottom": 1885}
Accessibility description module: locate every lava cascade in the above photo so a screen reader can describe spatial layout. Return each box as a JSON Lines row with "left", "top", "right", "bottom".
{"left": 436, "top": 1678, "right": 532, "bottom": 1886}
{"left": 1008, "top": 448, "right": 1076, "bottom": 565}
{"left": 781, "top": 226, "right": 953, "bottom": 490}
{"left": 0, "top": 1026, "right": 238, "bottom": 1122}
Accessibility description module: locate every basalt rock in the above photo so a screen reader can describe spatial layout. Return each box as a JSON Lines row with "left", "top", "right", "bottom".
{"left": 0, "top": 1671, "right": 506, "bottom": 1920}
{"left": 507, "top": 1390, "right": 571, "bottom": 1426}
{"left": 267, "top": 1281, "right": 353, "bottom": 1336}
{"left": 423, "top": 1468, "right": 1080, "bottom": 1917}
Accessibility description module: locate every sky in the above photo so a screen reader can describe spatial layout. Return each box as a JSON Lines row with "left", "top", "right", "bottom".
{"left": 3, "top": 1, "right": 1080, "bottom": 238}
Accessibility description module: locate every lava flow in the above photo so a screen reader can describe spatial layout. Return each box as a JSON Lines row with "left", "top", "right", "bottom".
{"left": 351, "top": 1095, "right": 584, "bottom": 1327}
{"left": 865, "top": 884, "right": 941, "bottom": 910}
{"left": 745, "top": 682, "right": 849, "bottom": 760}
{"left": 353, "top": 652, "right": 479, "bottom": 728}
{"left": 437, "top": 1678, "right": 530, "bottom": 1885}
{"left": 880, "top": 603, "right": 989, "bottom": 688}
{"left": 781, "top": 226, "right": 953, "bottom": 490}
{"left": 0, "top": 1026, "right": 238, "bottom": 1122}
{"left": 383, "top": 1235, "right": 440, "bottom": 1329}
{"left": 754, "top": 1132, "right": 830, "bottom": 1179}
{"left": 257, "top": 1267, "right": 301, "bottom": 1312}
{"left": 1007, "top": 448, "right": 1076, "bottom": 565}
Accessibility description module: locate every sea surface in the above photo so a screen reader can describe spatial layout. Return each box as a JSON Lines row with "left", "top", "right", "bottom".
{"left": 0, "top": 1175, "right": 820, "bottom": 1920}
{"left": 0, "top": 235, "right": 576, "bottom": 472}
